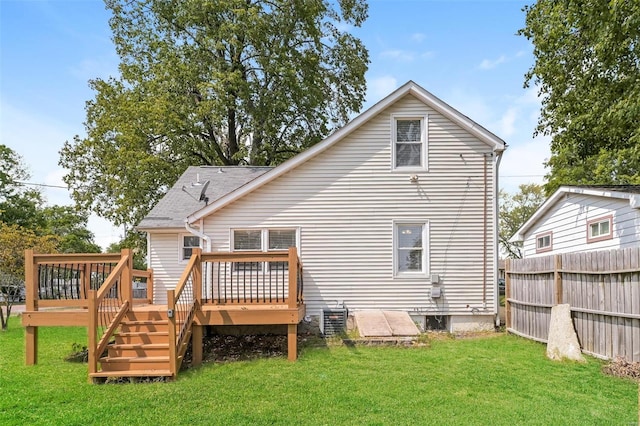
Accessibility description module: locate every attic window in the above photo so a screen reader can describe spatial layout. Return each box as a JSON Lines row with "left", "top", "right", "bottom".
{"left": 535, "top": 231, "right": 552, "bottom": 254}
{"left": 392, "top": 114, "right": 427, "bottom": 171}
{"left": 587, "top": 215, "right": 613, "bottom": 243}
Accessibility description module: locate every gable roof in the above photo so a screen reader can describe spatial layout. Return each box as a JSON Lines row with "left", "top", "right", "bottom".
{"left": 510, "top": 185, "right": 640, "bottom": 242}
{"left": 137, "top": 166, "right": 272, "bottom": 230}
{"left": 186, "top": 80, "right": 507, "bottom": 224}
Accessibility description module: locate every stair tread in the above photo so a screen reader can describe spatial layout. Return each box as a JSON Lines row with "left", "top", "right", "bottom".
{"left": 117, "top": 331, "right": 168, "bottom": 335}
{"left": 90, "top": 369, "right": 173, "bottom": 378}
{"left": 121, "top": 320, "right": 168, "bottom": 325}
{"left": 108, "top": 343, "right": 169, "bottom": 349}
{"left": 100, "top": 355, "right": 170, "bottom": 362}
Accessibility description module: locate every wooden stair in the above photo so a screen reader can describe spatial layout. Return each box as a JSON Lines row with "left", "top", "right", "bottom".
{"left": 90, "top": 310, "right": 174, "bottom": 380}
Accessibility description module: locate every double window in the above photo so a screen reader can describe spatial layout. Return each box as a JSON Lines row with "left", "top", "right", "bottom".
{"left": 392, "top": 115, "right": 427, "bottom": 170}
{"left": 587, "top": 215, "right": 613, "bottom": 243}
{"left": 394, "top": 221, "right": 428, "bottom": 277}
{"left": 232, "top": 228, "right": 298, "bottom": 271}
{"left": 535, "top": 231, "right": 553, "bottom": 254}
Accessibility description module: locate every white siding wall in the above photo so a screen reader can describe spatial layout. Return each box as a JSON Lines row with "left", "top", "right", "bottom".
{"left": 523, "top": 194, "right": 640, "bottom": 257}
{"left": 148, "top": 232, "right": 189, "bottom": 304}
{"left": 200, "top": 95, "right": 496, "bottom": 318}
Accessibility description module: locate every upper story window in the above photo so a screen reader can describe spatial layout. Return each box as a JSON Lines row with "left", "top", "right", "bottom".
{"left": 392, "top": 115, "right": 427, "bottom": 170}
{"left": 394, "top": 221, "right": 429, "bottom": 277}
{"left": 587, "top": 215, "right": 613, "bottom": 243}
{"left": 181, "top": 235, "right": 200, "bottom": 261}
{"left": 535, "top": 231, "right": 553, "bottom": 254}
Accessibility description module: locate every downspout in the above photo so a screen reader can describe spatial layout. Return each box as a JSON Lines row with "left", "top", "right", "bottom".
{"left": 185, "top": 220, "right": 211, "bottom": 252}
{"left": 482, "top": 153, "right": 489, "bottom": 309}
{"left": 492, "top": 149, "right": 503, "bottom": 325}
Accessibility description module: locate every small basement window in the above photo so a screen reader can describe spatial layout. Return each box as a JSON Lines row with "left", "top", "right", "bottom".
{"left": 535, "top": 231, "right": 552, "bottom": 254}
{"left": 587, "top": 215, "right": 613, "bottom": 243}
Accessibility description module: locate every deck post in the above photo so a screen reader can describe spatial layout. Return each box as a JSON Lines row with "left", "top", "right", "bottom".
{"left": 87, "top": 290, "right": 98, "bottom": 380}
{"left": 24, "top": 249, "right": 38, "bottom": 365}
{"left": 287, "top": 248, "right": 298, "bottom": 310}
{"left": 287, "top": 324, "right": 297, "bottom": 361}
{"left": 146, "top": 268, "right": 154, "bottom": 302}
{"left": 121, "top": 249, "right": 133, "bottom": 303}
{"left": 167, "top": 290, "right": 177, "bottom": 377}
{"left": 193, "top": 248, "right": 202, "bottom": 306}
{"left": 192, "top": 325, "right": 203, "bottom": 367}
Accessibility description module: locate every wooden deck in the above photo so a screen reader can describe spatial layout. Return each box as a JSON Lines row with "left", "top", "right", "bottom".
{"left": 22, "top": 248, "right": 305, "bottom": 382}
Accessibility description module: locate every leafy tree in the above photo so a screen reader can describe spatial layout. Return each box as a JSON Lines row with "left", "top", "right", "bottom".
{"left": 520, "top": 0, "right": 640, "bottom": 194}
{"left": 0, "top": 144, "right": 45, "bottom": 230}
{"left": 60, "top": 0, "right": 370, "bottom": 228}
{"left": 40, "top": 206, "right": 102, "bottom": 253}
{"left": 499, "top": 184, "right": 546, "bottom": 259}
{"left": 107, "top": 232, "right": 147, "bottom": 270}
{"left": 0, "top": 223, "right": 59, "bottom": 330}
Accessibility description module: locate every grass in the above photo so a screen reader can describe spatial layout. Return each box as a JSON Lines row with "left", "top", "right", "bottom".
{"left": 1, "top": 318, "right": 637, "bottom": 425}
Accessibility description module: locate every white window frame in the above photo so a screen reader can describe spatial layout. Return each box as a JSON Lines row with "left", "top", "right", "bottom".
{"left": 587, "top": 215, "right": 613, "bottom": 243}
{"left": 391, "top": 114, "right": 428, "bottom": 171}
{"left": 230, "top": 227, "right": 300, "bottom": 272}
{"left": 393, "top": 220, "right": 429, "bottom": 278}
{"left": 179, "top": 234, "right": 201, "bottom": 263}
{"left": 535, "top": 231, "right": 553, "bottom": 254}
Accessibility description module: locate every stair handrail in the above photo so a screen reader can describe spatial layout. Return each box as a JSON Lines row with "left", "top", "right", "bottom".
{"left": 168, "top": 248, "right": 201, "bottom": 376}
{"left": 87, "top": 249, "right": 133, "bottom": 378}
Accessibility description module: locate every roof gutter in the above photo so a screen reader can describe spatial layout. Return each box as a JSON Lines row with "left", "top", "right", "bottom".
{"left": 184, "top": 220, "right": 211, "bottom": 252}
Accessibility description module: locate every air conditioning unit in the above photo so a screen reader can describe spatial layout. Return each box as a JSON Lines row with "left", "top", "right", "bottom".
{"left": 320, "top": 308, "right": 348, "bottom": 336}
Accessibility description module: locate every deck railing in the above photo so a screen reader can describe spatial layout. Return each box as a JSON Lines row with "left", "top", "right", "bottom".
{"left": 25, "top": 250, "right": 153, "bottom": 308}
{"left": 168, "top": 249, "right": 201, "bottom": 376}
{"left": 200, "top": 247, "right": 303, "bottom": 306}
{"left": 87, "top": 249, "right": 133, "bottom": 377}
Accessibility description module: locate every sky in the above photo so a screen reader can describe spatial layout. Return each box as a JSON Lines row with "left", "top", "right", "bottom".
{"left": 0, "top": 0, "right": 549, "bottom": 250}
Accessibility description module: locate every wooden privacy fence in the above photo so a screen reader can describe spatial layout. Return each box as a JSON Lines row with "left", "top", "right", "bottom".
{"left": 506, "top": 247, "right": 640, "bottom": 362}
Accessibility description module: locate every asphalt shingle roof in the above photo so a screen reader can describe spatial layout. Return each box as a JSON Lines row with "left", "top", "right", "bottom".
{"left": 136, "top": 166, "right": 272, "bottom": 230}
{"left": 571, "top": 184, "right": 640, "bottom": 194}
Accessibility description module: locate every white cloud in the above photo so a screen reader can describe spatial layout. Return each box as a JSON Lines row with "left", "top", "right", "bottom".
{"left": 479, "top": 55, "right": 507, "bottom": 70}
{"left": 367, "top": 76, "right": 398, "bottom": 103}
{"left": 69, "top": 54, "right": 119, "bottom": 81}
{"left": 499, "top": 134, "right": 551, "bottom": 193}
{"left": 380, "top": 49, "right": 415, "bottom": 62}
{"left": 498, "top": 107, "right": 518, "bottom": 138}
{"left": 411, "top": 32, "right": 426, "bottom": 43}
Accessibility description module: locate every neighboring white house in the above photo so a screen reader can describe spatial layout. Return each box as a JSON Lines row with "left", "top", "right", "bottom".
{"left": 510, "top": 185, "right": 640, "bottom": 258}
{"left": 137, "top": 81, "right": 507, "bottom": 332}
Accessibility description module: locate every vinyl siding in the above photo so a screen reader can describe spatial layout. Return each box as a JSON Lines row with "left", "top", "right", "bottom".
{"left": 148, "top": 232, "right": 191, "bottom": 304}
{"left": 200, "top": 95, "right": 497, "bottom": 316}
{"left": 523, "top": 194, "right": 640, "bottom": 257}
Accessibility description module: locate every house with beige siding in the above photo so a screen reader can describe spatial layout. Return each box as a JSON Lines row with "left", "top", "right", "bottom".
{"left": 137, "top": 81, "right": 506, "bottom": 332}
{"left": 510, "top": 185, "right": 640, "bottom": 258}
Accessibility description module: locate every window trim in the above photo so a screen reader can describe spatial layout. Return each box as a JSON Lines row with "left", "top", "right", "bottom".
{"left": 586, "top": 215, "right": 613, "bottom": 243}
{"left": 535, "top": 231, "right": 553, "bottom": 254}
{"left": 393, "top": 219, "right": 429, "bottom": 278}
{"left": 391, "top": 114, "right": 428, "bottom": 172}
{"left": 179, "top": 233, "right": 201, "bottom": 263}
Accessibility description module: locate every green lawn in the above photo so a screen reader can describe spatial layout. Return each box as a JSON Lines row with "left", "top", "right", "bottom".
{"left": 1, "top": 318, "right": 637, "bottom": 425}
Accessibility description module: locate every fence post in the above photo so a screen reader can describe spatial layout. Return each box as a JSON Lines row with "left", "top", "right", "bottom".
{"left": 87, "top": 290, "right": 98, "bottom": 382}
{"left": 505, "top": 258, "right": 511, "bottom": 330}
{"left": 24, "top": 249, "right": 38, "bottom": 365}
{"left": 554, "top": 254, "right": 563, "bottom": 305}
